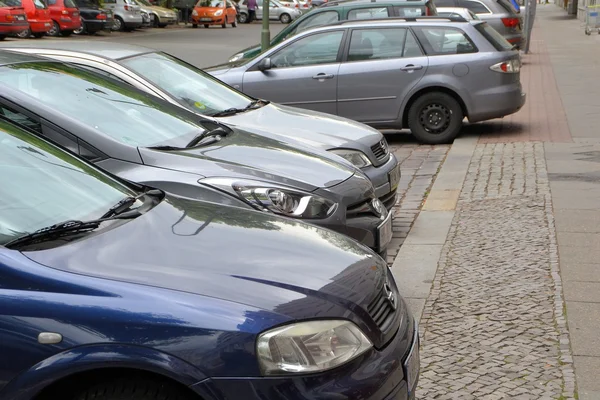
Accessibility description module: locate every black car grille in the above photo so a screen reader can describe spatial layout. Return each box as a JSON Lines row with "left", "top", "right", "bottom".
{"left": 370, "top": 140, "right": 389, "bottom": 161}
{"left": 367, "top": 285, "right": 396, "bottom": 331}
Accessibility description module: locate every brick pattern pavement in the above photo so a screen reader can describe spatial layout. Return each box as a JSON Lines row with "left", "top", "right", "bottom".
{"left": 417, "top": 143, "right": 576, "bottom": 399}
{"left": 386, "top": 141, "right": 450, "bottom": 265}
{"left": 467, "top": 32, "right": 572, "bottom": 144}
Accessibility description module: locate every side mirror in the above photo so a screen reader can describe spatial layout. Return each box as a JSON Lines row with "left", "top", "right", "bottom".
{"left": 257, "top": 57, "right": 272, "bottom": 71}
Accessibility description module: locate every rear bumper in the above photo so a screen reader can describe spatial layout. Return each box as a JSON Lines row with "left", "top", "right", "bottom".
{"left": 468, "top": 83, "right": 526, "bottom": 123}
{"left": 28, "top": 19, "right": 52, "bottom": 32}
{"left": 505, "top": 33, "right": 524, "bottom": 48}
{"left": 82, "top": 18, "right": 111, "bottom": 32}
{"left": 0, "top": 22, "right": 29, "bottom": 34}
{"left": 56, "top": 17, "right": 81, "bottom": 30}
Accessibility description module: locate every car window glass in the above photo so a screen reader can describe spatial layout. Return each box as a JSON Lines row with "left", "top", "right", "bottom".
{"left": 0, "top": 105, "right": 42, "bottom": 132}
{"left": 33, "top": 0, "right": 46, "bottom": 8}
{"left": 271, "top": 30, "right": 343, "bottom": 68}
{"left": 433, "top": 0, "right": 454, "bottom": 6}
{"left": 0, "top": 120, "right": 134, "bottom": 245}
{"left": 47, "top": 0, "right": 57, "bottom": 5}
{"left": 347, "top": 28, "right": 406, "bottom": 62}
{"left": 0, "top": 63, "right": 204, "bottom": 148}
{"left": 287, "top": 11, "right": 339, "bottom": 37}
{"left": 347, "top": 7, "right": 388, "bottom": 20}
{"left": 74, "top": 64, "right": 130, "bottom": 84}
{"left": 413, "top": 26, "right": 477, "bottom": 55}
{"left": 64, "top": 0, "right": 77, "bottom": 6}
{"left": 122, "top": 52, "right": 253, "bottom": 116}
{"left": 458, "top": 0, "right": 490, "bottom": 13}
{"left": 197, "top": 0, "right": 223, "bottom": 6}
{"left": 403, "top": 29, "right": 424, "bottom": 57}
{"left": 393, "top": 5, "right": 426, "bottom": 17}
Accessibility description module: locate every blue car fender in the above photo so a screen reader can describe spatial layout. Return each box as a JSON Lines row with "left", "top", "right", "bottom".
{"left": 0, "top": 343, "right": 209, "bottom": 400}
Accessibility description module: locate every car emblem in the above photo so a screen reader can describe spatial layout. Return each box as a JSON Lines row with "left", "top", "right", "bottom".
{"left": 383, "top": 281, "right": 397, "bottom": 310}
{"left": 380, "top": 139, "right": 389, "bottom": 155}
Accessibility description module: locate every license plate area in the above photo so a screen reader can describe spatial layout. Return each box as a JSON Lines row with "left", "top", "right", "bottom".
{"left": 388, "top": 163, "right": 401, "bottom": 192}
{"left": 404, "top": 332, "right": 420, "bottom": 395}
{"left": 200, "top": 17, "right": 212, "bottom": 21}
{"left": 377, "top": 211, "right": 392, "bottom": 252}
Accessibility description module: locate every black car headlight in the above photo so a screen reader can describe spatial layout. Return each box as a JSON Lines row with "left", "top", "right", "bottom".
{"left": 257, "top": 320, "right": 373, "bottom": 375}
{"left": 200, "top": 178, "right": 337, "bottom": 219}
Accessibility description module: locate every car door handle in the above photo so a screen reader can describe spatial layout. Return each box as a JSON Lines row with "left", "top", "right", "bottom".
{"left": 400, "top": 64, "right": 424, "bottom": 72}
{"left": 312, "top": 73, "right": 335, "bottom": 80}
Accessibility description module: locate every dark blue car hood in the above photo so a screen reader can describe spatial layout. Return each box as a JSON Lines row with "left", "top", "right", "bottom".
{"left": 23, "top": 196, "right": 386, "bottom": 322}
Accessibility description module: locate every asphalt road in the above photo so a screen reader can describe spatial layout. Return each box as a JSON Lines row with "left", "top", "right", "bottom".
{"left": 0, "top": 23, "right": 285, "bottom": 68}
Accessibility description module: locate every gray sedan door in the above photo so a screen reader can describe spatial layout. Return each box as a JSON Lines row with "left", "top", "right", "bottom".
{"left": 337, "top": 27, "right": 428, "bottom": 123}
{"left": 241, "top": 30, "right": 345, "bottom": 115}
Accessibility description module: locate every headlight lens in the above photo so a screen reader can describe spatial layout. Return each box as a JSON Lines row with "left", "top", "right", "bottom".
{"left": 257, "top": 320, "right": 372, "bottom": 375}
{"left": 200, "top": 178, "right": 337, "bottom": 219}
{"left": 192, "top": 9, "right": 198, "bottom": 16}
{"left": 214, "top": 9, "right": 223, "bottom": 15}
{"left": 229, "top": 52, "right": 244, "bottom": 62}
{"left": 329, "top": 149, "right": 372, "bottom": 168}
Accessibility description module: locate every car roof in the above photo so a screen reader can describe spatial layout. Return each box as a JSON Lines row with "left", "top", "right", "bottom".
{"left": 0, "top": 41, "right": 153, "bottom": 61}
{"left": 321, "top": 0, "right": 431, "bottom": 8}
{"left": 316, "top": 16, "right": 473, "bottom": 29}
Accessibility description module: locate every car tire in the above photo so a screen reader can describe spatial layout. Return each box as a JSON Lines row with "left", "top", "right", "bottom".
{"left": 47, "top": 20, "right": 60, "bottom": 36}
{"left": 221, "top": 21, "right": 226, "bottom": 28}
{"left": 192, "top": 23, "right": 198, "bottom": 27}
{"left": 32, "top": 32, "right": 45, "bottom": 38}
{"left": 112, "top": 16, "right": 124, "bottom": 31}
{"left": 238, "top": 12, "right": 247, "bottom": 23}
{"left": 16, "top": 28, "right": 30, "bottom": 38}
{"left": 232, "top": 18, "right": 237, "bottom": 27}
{"left": 407, "top": 92, "right": 463, "bottom": 144}
{"left": 0, "top": 35, "right": 5, "bottom": 41}
{"left": 279, "top": 12, "right": 291, "bottom": 23}
{"left": 73, "top": 379, "right": 192, "bottom": 400}
{"left": 158, "top": 23, "right": 167, "bottom": 27}
{"left": 204, "top": 23, "right": 209, "bottom": 27}
{"left": 73, "top": 21, "right": 85, "bottom": 34}
{"left": 153, "top": 14, "right": 159, "bottom": 27}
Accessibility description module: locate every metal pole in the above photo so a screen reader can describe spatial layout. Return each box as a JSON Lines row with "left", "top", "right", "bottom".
{"left": 261, "top": 0, "right": 270, "bottom": 52}
{"left": 523, "top": 0, "right": 536, "bottom": 53}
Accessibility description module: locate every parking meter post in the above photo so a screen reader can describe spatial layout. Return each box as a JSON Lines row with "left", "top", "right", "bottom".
{"left": 261, "top": 0, "right": 270, "bottom": 52}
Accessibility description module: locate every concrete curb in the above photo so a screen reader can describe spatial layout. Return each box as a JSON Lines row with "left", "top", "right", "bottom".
{"left": 390, "top": 134, "right": 479, "bottom": 321}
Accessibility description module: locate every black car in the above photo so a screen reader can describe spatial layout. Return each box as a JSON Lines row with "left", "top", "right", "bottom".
{"left": 73, "top": 0, "right": 113, "bottom": 34}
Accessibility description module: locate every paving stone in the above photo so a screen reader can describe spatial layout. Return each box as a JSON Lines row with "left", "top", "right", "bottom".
{"left": 417, "top": 143, "right": 575, "bottom": 399}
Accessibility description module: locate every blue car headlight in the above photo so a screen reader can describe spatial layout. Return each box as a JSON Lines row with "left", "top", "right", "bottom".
{"left": 329, "top": 149, "right": 372, "bottom": 169}
{"left": 257, "top": 320, "right": 373, "bottom": 375}
{"left": 200, "top": 178, "right": 338, "bottom": 219}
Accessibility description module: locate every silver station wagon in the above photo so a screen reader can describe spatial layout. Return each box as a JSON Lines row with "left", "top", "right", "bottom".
{"left": 208, "top": 17, "right": 526, "bottom": 144}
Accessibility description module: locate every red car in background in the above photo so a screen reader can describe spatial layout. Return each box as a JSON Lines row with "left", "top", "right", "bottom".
{"left": 0, "top": 0, "right": 29, "bottom": 39}
{"left": 47, "top": 0, "right": 80, "bottom": 36}
{"left": 16, "top": 0, "right": 51, "bottom": 37}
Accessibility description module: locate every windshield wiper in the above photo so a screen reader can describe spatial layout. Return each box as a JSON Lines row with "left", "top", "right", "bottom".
{"left": 186, "top": 127, "right": 229, "bottom": 148}
{"left": 3, "top": 216, "right": 134, "bottom": 249}
{"left": 100, "top": 189, "right": 162, "bottom": 219}
{"left": 211, "top": 99, "right": 269, "bottom": 117}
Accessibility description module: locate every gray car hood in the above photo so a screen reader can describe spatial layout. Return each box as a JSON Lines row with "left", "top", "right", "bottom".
{"left": 219, "top": 103, "right": 384, "bottom": 151}
{"left": 138, "top": 128, "right": 357, "bottom": 191}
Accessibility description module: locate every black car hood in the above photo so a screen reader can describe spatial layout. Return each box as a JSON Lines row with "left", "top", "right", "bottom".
{"left": 139, "top": 129, "right": 356, "bottom": 191}
{"left": 24, "top": 197, "right": 386, "bottom": 326}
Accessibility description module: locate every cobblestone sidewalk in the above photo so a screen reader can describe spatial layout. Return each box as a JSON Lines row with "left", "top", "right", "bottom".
{"left": 387, "top": 141, "right": 450, "bottom": 265}
{"left": 418, "top": 143, "right": 576, "bottom": 399}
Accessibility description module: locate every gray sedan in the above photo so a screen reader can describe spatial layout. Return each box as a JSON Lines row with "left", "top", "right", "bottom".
{"left": 1, "top": 41, "right": 400, "bottom": 210}
{"left": 0, "top": 51, "right": 393, "bottom": 255}
{"left": 206, "top": 18, "right": 526, "bottom": 144}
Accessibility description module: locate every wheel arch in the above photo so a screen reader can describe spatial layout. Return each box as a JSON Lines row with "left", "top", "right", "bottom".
{"left": 0, "top": 344, "right": 208, "bottom": 400}
{"left": 401, "top": 86, "right": 469, "bottom": 129}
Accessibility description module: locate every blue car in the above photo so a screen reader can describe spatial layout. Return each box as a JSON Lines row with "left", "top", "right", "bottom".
{"left": 0, "top": 119, "right": 419, "bottom": 400}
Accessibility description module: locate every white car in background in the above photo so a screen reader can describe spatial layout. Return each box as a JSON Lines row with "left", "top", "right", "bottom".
{"left": 238, "top": 0, "right": 300, "bottom": 23}
{"left": 280, "top": 0, "right": 311, "bottom": 13}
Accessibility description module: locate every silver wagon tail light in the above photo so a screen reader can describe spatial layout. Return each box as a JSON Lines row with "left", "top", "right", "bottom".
{"left": 490, "top": 59, "right": 521, "bottom": 73}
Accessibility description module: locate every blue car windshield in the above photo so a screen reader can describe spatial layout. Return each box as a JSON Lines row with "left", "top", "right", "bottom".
{"left": 0, "top": 62, "right": 203, "bottom": 148}
{"left": 0, "top": 121, "right": 134, "bottom": 245}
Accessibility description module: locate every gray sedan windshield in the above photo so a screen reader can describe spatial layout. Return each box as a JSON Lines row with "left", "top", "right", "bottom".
{"left": 0, "top": 62, "right": 202, "bottom": 147}
{"left": 0, "top": 121, "right": 133, "bottom": 244}
{"left": 121, "top": 52, "right": 253, "bottom": 116}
